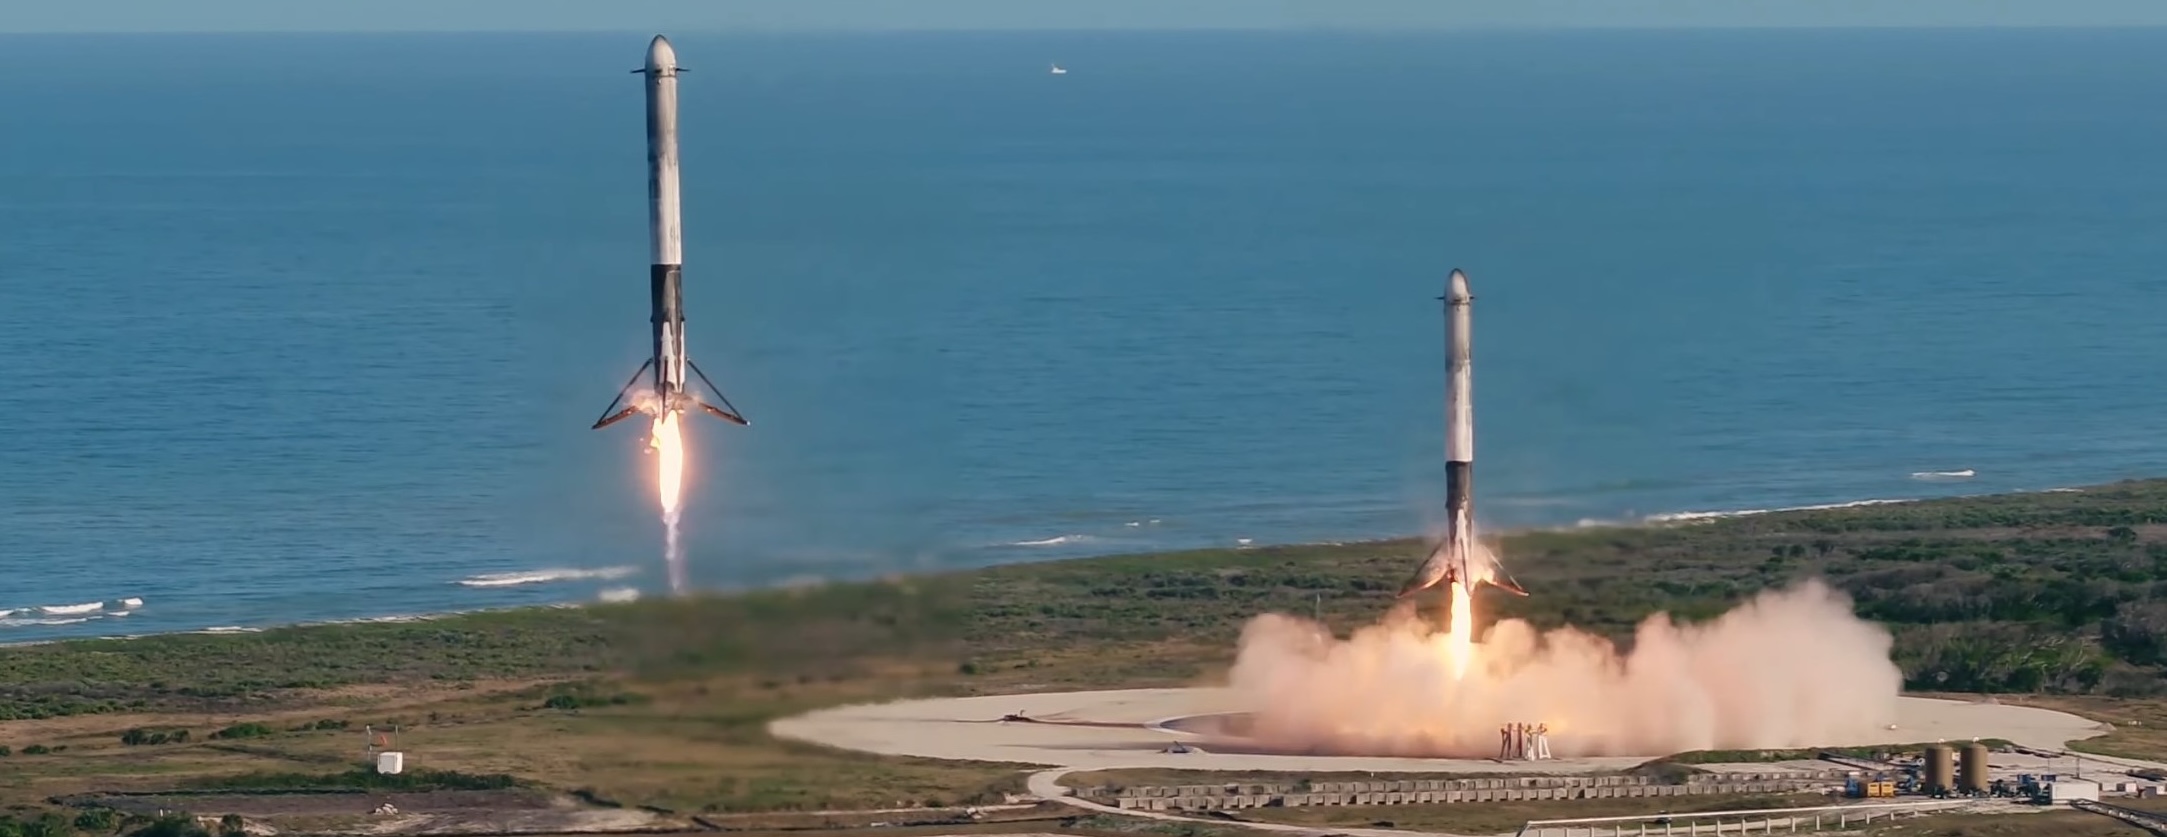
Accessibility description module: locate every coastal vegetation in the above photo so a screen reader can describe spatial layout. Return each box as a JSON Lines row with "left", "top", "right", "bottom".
{"left": 5, "top": 478, "right": 2167, "bottom": 814}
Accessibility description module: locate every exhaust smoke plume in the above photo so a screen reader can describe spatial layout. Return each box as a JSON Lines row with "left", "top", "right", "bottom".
{"left": 1227, "top": 579, "right": 1902, "bottom": 758}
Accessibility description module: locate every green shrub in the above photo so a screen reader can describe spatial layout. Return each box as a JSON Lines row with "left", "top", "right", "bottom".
{"left": 21, "top": 813, "right": 74, "bottom": 837}
{"left": 120, "top": 728, "right": 185, "bottom": 746}
{"left": 74, "top": 810, "right": 117, "bottom": 834}
{"left": 185, "top": 767, "right": 520, "bottom": 792}
{"left": 541, "top": 690, "right": 644, "bottom": 711}
{"left": 123, "top": 815, "right": 205, "bottom": 837}
{"left": 209, "top": 722, "right": 274, "bottom": 740}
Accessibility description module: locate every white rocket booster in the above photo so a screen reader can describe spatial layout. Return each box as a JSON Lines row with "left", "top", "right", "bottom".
{"left": 593, "top": 35, "right": 749, "bottom": 431}
{"left": 1400, "top": 269, "right": 1527, "bottom": 598}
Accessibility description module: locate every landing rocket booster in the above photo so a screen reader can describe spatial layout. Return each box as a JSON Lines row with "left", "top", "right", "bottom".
{"left": 1399, "top": 269, "right": 1527, "bottom": 599}
{"left": 594, "top": 35, "right": 749, "bottom": 431}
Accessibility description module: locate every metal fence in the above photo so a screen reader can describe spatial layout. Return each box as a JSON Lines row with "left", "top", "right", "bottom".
{"left": 1093, "top": 772, "right": 1842, "bottom": 811}
{"left": 1513, "top": 800, "right": 1978, "bottom": 837}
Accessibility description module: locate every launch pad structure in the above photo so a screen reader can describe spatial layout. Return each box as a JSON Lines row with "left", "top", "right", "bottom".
{"left": 772, "top": 687, "right": 2117, "bottom": 777}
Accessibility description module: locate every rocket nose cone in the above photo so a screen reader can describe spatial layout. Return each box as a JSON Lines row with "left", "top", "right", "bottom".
{"left": 646, "top": 35, "right": 678, "bottom": 71}
{"left": 1448, "top": 269, "right": 1472, "bottom": 302}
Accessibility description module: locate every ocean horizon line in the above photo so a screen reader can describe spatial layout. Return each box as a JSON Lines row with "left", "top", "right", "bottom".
{"left": 7, "top": 25, "right": 2167, "bottom": 37}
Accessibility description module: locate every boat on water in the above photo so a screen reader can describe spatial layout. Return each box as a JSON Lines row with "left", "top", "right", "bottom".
{"left": 1049, "top": 63, "right": 1068, "bottom": 75}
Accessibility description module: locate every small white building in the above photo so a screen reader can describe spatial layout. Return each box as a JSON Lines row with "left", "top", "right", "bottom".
{"left": 2049, "top": 779, "right": 2101, "bottom": 804}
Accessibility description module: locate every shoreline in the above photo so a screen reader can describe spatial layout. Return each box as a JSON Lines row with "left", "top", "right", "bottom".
{"left": 0, "top": 479, "right": 2112, "bottom": 649}
{"left": 7, "top": 479, "right": 2167, "bottom": 815}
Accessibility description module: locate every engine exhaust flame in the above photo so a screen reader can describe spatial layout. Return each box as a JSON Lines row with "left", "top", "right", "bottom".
{"left": 649, "top": 409, "right": 687, "bottom": 595}
{"left": 1446, "top": 580, "right": 1473, "bottom": 681}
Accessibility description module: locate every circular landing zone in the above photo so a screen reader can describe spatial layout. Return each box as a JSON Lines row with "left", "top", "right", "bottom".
{"left": 771, "top": 688, "right": 2111, "bottom": 774}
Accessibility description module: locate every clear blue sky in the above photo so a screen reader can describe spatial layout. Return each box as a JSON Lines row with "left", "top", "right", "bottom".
{"left": 7, "top": 0, "right": 2167, "bottom": 33}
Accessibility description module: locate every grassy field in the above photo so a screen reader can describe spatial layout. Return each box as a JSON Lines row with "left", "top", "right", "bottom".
{"left": 8, "top": 478, "right": 2167, "bottom": 820}
{"left": 1857, "top": 811, "right": 2149, "bottom": 836}
{"left": 2000, "top": 694, "right": 2167, "bottom": 763}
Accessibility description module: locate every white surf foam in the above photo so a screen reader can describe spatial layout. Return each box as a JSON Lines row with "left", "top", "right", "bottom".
{"left": 597, "top": 587, "right": 641, "bottom": 604}
{"left": 0, "top": 615, "right": 94, "bottom": 628}
{"left": 1010, "top": 535, "right": 1092, "bottom": 547}
{"left": 0, "top": 596, "right": 151, "bottom": 631}
{"left": 1911, "top": 469, "right": 1977, "bottom": 480}
{"left": 1644, "top": 498, "right": 1914, "bottom": 525}
{"left": 456, "top": 566, "right": 639, "bottom": 588}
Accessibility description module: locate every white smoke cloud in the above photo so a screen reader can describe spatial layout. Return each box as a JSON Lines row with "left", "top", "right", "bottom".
{"left": 1225, "top": 579, "right": 1903, "bottom": 758}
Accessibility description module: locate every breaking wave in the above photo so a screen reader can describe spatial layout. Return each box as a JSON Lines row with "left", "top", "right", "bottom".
{"left": 1911, "top": 469, "right": 1977, "bottom": 480}
{"left": 1010, "top": 534, "right": 1095, "bottom": 547}
{"left": 1, "top": 616, "right": 94, "bottom": 628}
{"left": 1644, "top": 498, "right": 1914, "bottom": 525}
{"left": 0, "top": 597, "right": 145, "bottom": 629}
{"left": 456, "top": 567, "right": 639, "bottom": 588}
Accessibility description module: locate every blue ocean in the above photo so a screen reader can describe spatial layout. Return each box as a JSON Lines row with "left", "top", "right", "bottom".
{"left": 3, "top": 29, "right": 2165, "bottom": 641}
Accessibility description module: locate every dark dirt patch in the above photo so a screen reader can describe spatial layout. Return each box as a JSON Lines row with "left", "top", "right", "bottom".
{"left": 74, "top": 788, "right": 554, "bottom": 817}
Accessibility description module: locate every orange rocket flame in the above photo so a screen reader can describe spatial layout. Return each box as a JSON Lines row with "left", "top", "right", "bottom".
{"left": 1447, "top": 580, "right": 1474, "bottom": 681}
{"left": 650, "top": 409, "right": 688, "bottom": 594}
{"left": 651, "top": 410, "right": 685, "bottom": 515}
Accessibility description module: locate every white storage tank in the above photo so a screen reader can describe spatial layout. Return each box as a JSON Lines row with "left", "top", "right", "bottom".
{"left": 2049, "top": 779, "right": 2100, "bottom": 804}
{"left": 376, "top": 751, "right": 405, "bottom": 775}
